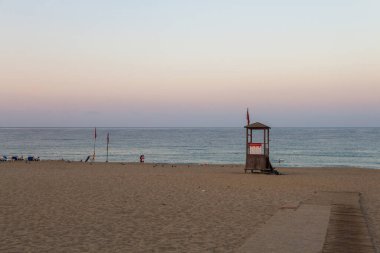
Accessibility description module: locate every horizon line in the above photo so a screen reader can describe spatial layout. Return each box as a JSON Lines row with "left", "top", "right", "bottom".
{"left": 0, "top": 126, "right": 379, "bottom": 129}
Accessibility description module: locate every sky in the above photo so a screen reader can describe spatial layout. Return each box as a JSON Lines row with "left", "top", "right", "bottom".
{"left": 0, "top": 0, "right": 379, "bottom": 127}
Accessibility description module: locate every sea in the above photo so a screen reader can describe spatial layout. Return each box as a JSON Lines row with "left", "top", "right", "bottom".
{"left": 0, "top": 127, "right": 379, "bottom": 169}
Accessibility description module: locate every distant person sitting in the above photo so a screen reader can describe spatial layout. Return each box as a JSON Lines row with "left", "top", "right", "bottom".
{"left": 27, "top": 156, "right": 40, "bottom": 162}
{"left": 140, "top": 155, "right": 145, "bottom": 163}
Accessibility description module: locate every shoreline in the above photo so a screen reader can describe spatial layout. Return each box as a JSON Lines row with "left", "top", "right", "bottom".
{"left": 1, "top": 159, "right": 379, "bottom": 170}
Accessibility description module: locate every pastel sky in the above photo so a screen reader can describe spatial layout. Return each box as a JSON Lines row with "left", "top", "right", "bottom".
{"left": 1, "top": 0, "right": 379, "bottom": 127}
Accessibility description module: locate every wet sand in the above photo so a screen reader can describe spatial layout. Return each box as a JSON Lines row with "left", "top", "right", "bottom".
{"left": 1, "top": 161, "right": 380, "bottom": 252}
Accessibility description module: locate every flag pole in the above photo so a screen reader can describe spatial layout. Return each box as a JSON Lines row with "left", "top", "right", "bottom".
{"left": 247, "top": 108, "right": 252, "bottom": 142}
{"left": 246, "top": 108, "right": 250, "bottom": 125}
{"left": 106, "top": 132, "right": 109, "bottom": 162}
{"left": 93, "top": 127, "right": 97, "bottom": 161}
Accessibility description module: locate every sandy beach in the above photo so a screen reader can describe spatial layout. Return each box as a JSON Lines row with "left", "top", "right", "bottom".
{"left": 1, "top": 161, "right": 380, "bottom": 252}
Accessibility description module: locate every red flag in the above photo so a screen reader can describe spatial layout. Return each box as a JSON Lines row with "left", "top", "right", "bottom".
{"left": 246, "top": 108, "right": 250, "bottom": 125}
{"left": 94, "top": 128, "right": 97, "bottom": 139}
{"left": 107, "top": 132, "right": 109, "bottom": 144}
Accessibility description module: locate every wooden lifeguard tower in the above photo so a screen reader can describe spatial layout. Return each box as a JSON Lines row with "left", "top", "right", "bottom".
{"left": 244, "top": 122, "right": 278, "bottom": 174}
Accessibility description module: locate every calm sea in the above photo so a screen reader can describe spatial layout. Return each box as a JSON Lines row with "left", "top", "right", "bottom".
{"left": 0, "top": 128, "right": 379, "bottom": 169}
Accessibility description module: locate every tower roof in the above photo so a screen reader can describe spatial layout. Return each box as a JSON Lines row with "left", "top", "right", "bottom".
{"left": 244, "top": 122, "right": 271, "bottom": 129}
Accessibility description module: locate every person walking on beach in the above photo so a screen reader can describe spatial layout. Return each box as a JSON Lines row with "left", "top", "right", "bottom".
{"left": 140, "top": 155, "right": 145, "bottom": 163}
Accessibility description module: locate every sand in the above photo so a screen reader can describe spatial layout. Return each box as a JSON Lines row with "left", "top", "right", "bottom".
{"left": 1, "top": 161, "right": 380, "bottom": 252}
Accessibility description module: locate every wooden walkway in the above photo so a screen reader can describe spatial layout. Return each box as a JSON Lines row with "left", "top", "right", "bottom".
{"left": 321, "top": 194, "right": 375, "bottom": 253}
{"left": 238, "top": 191, "right": 375, "bottom": 253}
